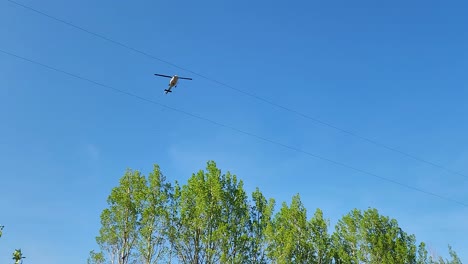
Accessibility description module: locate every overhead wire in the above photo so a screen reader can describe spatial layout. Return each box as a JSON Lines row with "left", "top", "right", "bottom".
{"left": 6, "top": 0, "right": 467, "bottom": 181}
{"left": 1, "top": 48, "right": 466, "bottom": 207}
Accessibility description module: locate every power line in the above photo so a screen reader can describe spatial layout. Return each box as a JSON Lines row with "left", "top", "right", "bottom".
{"left": 1, "top": 48, "right": 466, "bottom": 207}
{"left": 7, "top": 0, "right": 467, "bottom": 181}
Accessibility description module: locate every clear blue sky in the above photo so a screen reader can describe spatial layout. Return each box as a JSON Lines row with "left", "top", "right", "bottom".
{"left": 1, "top": 0, "right": 467, "bottom": 262}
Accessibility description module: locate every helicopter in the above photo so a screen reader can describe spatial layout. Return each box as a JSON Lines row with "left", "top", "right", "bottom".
{"left": 154, "top": 73, "right": 193, "bottom": 94}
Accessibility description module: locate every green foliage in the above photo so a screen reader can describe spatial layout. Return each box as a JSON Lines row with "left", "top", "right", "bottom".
{"left": 266, "top": 194, "right": 310, "bottom": 263}
{"left": 95, "top": 169, "right": 147, "bottom": 264}
{"left": 87, "top": 250, "right": 105, "bottom": 264}
{"left": 433, "top": 245, "right": 463, "bottom": 264}
{"left": 248, "top": 188, "right": 275, "bottom": 264}
{"left": 447, "top": 245, "right": 463, "bottom": 264}
{"left": 332, "top": 208, "right": 417, "bottom": 264}
{"left": 90, "top": 161, "right": 463, "bottom": 264}
{"left": 332, "top": 208, "right": 362, "bottom": 264}
{"left": 170, "top": 161, "right": 225, "bottom": 263}
{"left": 0, "top": 225, "right": 3, "bottom": 238}
{"left": 417, "top": 242, "right": 430, "bottom": 264}
{"left": 12, "top": 249, "right": 25, "bottom": 264}
{"left": 266, "top": 194, "right": 332, "bottom": 264}
{"left": 219, "top": 171, "right": 250, "bottom": 263}
{"left": 166, "top": 180, "right": 182, "bottom": 262}
{"left": 309, "top": 208, "right": 333, "bottom": 264}
{"left": 169, "top": 161, "right": 251, "bottom": 264}
{"left": 138, "top": 165, "right": 172, "bottom": 264}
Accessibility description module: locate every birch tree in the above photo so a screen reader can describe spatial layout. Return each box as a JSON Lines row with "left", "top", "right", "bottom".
{"left": 266, "top": 194, "right": 315, "bottom": 263}
{"left": 94, "top": 169, "right": 147, "bottom": 264}
{"left": 138, "top": 165, "right": 172, "bottom": 264}
{"left": 247, "top": 188, "right": 275, "bottom": 264}
{"left": 170, "top": 161, "right": 226, "bottom": 264}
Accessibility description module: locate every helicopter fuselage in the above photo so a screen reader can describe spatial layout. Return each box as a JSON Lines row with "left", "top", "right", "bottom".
{"left": 169, "top": 75, "right": 179, "bottom": 87}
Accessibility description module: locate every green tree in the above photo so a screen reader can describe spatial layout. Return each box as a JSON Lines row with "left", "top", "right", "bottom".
{"left": 219, "top": 171, "right": 250, "bottom": 263}
{"left": 138, "top": 165, "right": 172, "bottom": 264}
{"left": 309, "top": 208, "right": 333, "bottom": 264}
{"left": 332, "top": 209, "right": 362, "bottom": 264}
{"left": 266, "top": 194, "right": 317, "bottom": 263}
{"left": 417, "top": 242, "right": 430, "bottom": 264}
{"left": 88, "top": 161, "right": 464, "bottom": 264}
{"left": 247, "top": 188, "right": 275, "bottom": 264}
{"left": 167, "top": 180, "right": 182, "bottom": 263}
{"left": 332, "top": 208, "right": 417, "bottom": 264}
{"left": 94, "top": 169, "right": 147, "bottom": 264}
{"left": 0, "top": 225, "right": 4, "bottom": 238}
{"left": 168, "top": 161, "right": 252, "bottom": 264}
{"left": 170, "top": 161, "right": 227, "bottom": 264}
